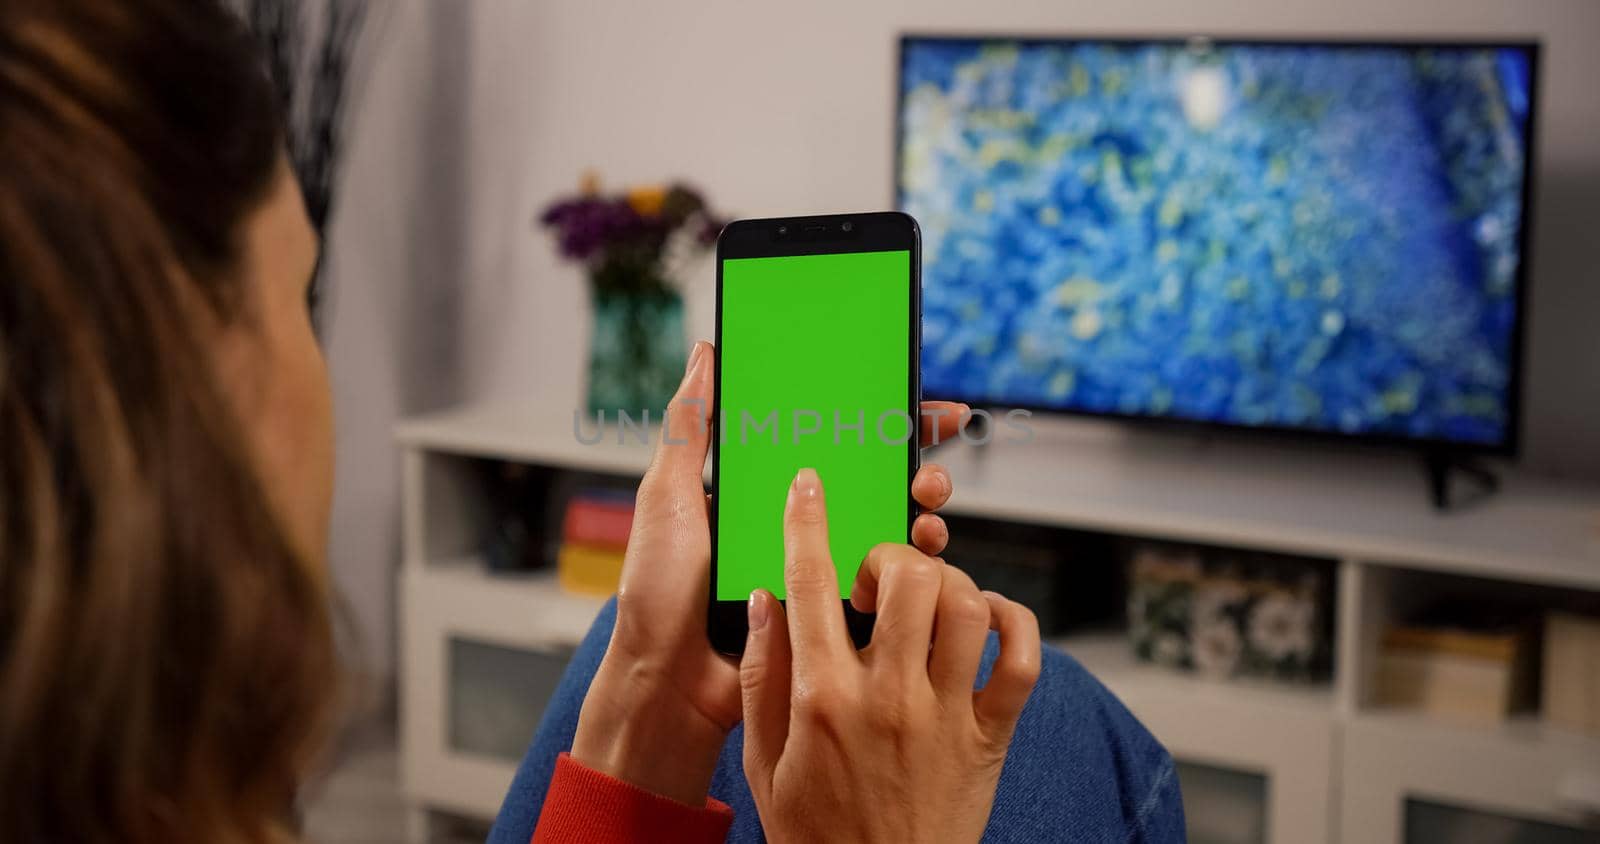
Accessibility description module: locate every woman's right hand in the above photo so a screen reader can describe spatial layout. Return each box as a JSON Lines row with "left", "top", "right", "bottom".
{"left": 739, "top": 467, "right": 1042, "bottom": 843}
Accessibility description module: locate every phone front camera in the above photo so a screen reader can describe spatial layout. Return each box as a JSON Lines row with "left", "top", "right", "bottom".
{"left": 840, "top": 221, "right": 854, "bottom": 233}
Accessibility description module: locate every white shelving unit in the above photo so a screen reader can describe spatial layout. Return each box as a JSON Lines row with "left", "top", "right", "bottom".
{"left": 397, "top": 555, "right": 603, "bottom": 822}
{"left": 395, "top": 401, "right": 1600, "bottom": 842}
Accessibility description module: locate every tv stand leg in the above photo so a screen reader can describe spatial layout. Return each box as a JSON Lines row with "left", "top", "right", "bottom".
{"left": 1425, "top": 453, "right": 1500, "bottom": 511}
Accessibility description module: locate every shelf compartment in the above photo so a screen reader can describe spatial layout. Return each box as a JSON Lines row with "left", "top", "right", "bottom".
{"left": 1348, "top": 564, "right": 1600, "bottom": 715}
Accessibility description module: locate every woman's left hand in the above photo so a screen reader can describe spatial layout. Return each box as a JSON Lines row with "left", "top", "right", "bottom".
{"left": 568, "top": 339, "right": 967, "bottom": 805}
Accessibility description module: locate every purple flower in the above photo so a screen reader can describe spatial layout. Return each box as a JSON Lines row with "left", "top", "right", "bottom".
{"left": 538, "top": 181, "right": 725, "bottom": 270}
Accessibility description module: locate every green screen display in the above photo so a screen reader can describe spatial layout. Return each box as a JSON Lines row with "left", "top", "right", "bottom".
{"left": 715, "top": 249, "right": 912, "bottom": 601}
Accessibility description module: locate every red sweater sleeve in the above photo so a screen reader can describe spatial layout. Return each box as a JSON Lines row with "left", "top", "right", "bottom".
{"left": 531, "top": 753, "right": 734, "bottom": 844}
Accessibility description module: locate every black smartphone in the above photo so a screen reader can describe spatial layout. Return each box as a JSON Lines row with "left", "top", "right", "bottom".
{"left": 707, "top": 212, "right": 921, "bottom": 655}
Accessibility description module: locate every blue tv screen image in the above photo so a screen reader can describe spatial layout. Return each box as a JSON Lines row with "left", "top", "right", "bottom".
{"left": 898, "top": 38, "right": 1535, "bottom": 449}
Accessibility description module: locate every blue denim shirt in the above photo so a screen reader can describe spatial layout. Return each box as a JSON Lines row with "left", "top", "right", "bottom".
{"left": 488, "top": 598, "right": 1185, "bottom": 843}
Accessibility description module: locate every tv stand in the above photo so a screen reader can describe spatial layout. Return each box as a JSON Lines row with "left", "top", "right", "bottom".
{"left": 396, "top": 401, "right": 1600, "bottom": 844}
{"left": 1424, "top": 451, "right": 1501, "bottom": 511}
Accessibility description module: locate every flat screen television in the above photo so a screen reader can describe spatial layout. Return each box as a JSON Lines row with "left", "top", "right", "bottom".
{"left": 896, "top": 36, "right": 1538, "bottom": 455}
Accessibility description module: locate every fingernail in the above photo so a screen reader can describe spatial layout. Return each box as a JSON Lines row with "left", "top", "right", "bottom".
{"left": 683, "top": 341, "right": 705, "bottom": 377}
{"left": 793, "top": 467, "right": 819, "bottom": 498}
{"left": 748, "top": 590, "right": 769, "bottom": 632}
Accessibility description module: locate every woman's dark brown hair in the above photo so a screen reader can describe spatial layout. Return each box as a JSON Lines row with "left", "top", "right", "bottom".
{"left": 0, "top": 1, "right": 337, "bottom": 842}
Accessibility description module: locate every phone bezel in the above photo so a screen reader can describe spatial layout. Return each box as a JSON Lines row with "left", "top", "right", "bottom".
{"left": 707, "top": 211, "right": 923, "bottom": 656}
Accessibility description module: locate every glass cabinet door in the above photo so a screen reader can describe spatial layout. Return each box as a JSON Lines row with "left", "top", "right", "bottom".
{"left": 1176, "top": 760, "right": 1268, "bottom": 844}
{"left": 1404, "top": 799, "right": 1597, "bottom": 844}
{"left": 447, "top": 637, "right": 574, "bottom": 763}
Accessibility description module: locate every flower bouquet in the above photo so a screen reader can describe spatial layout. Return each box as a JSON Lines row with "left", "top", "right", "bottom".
{"left": 540, "top": 175, "right": 724, "bottom": 417}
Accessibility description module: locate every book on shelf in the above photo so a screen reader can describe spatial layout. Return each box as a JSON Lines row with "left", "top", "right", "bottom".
{"left": 1544, "top": 611, "right": 1600, "bottom": 737}
{"left": 561, "top": 490, "right": 634, "bottom": 549}
{"left": 1375, "top": 622, "right": 1537, "bottom": 726}
{"left": 557, "top": 490, "right": 634, "bottom": 596}
{"left": 557, "top": 543, "right": 627, "bottom": 597}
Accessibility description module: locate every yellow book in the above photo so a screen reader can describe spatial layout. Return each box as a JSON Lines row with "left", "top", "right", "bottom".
{"left": 558, "top": 543, "right": 626, "bottom": 597}
{"left": 1377, "top": 624, "right": 1537, "bottom": 725}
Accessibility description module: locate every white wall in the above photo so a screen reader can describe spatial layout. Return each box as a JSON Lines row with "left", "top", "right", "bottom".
{"left": 324, "top": 0, "right": 1600, "bottom": 681}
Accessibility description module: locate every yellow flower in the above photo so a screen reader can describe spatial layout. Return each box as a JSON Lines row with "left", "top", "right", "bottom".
{"left": 627, "top": 186, "right": 668, "bottom": 217}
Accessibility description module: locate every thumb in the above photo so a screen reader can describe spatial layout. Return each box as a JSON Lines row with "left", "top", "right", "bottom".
{"left": 635, "top": 341, "right": 713, "bottom": 521}
{"left": 739, "top": 589, "right": 791, "bottom": 789}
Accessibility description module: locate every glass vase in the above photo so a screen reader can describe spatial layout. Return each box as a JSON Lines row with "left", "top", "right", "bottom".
{"left": 586, "top": 287, "right": 686, "bottom": 420}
